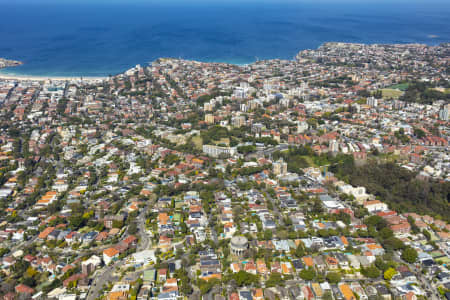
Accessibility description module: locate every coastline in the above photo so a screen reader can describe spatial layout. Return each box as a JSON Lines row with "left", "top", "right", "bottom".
{"left": 0, "top": 42, "right": 447, "bottom": 81}
{"left": 0, "top": 73, "right": 107, "bottom": 82}
{"left": 0, "top": 54, "right": 255, "bottom": 80}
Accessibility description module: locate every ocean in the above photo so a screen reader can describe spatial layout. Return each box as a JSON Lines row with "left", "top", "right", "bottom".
{"left": 0, "top": 0, "right": 449, "bottom": 77}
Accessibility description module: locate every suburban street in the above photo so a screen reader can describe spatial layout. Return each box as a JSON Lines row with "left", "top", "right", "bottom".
{"left": 87, "top": 203, "right": 151, "bottom": 300}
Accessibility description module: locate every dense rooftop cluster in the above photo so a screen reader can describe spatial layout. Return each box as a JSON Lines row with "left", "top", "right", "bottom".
{"left": 0, "top": 42, "right": 448, "bottom": 300}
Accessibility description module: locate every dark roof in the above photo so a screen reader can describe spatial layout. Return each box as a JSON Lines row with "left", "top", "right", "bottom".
{"left": 445, "top": 292, "right": 450, "bottom": 300}
{"left": 422, "top": 259, "right": 435, "bottom": 267}
{"left": 291, "top": 259, "right": 304, "bottom": 269}
{"left": 238, "top": 291, "right": 252, "bottom": 300}
{"left": 168, "top": 262, "right": 176, "bottom": 272}
{"left": 374, "top": 284, "right": 390, "bottom": 295}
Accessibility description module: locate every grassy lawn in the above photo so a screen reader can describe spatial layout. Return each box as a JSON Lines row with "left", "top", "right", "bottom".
{"left": 387, "top": 83, "right": 409, "bottom": 91}
{"left": 376, "top": 153, "right": 401, "bottom": 163}
{"left": 78, "top": 227, "right": 92, "bottom": 234}
{"left": 381, "top": 89, "right": 404, "bottom": 99}
{"left": 301, "top": 155, "right": 316, "bottom": 167}
{"left": 214, "top": 137, "right": 230, "bottom": 146}
{"left": 436, "top": 257, "right": 450, "bottom": 264}
{"left": 192, "top": 135, "right": 203, "bottom": 150}
{"left": 432, "top": 87, "right": 450, "bottom": 94}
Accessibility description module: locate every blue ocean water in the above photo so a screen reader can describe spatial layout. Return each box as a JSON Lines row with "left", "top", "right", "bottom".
{"left": 0, "top": 0, "right": 449, "bottom": 77}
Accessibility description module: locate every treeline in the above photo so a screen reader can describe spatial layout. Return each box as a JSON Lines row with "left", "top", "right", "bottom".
{"left": 201, "top": 126, "right": 277, "bottom": 147}
{"left": 196, "top": 88, "right": 232, "bottom": 106}
{"left": 400, "top": 81, "right": 450, "bottom": 104}
{"left": 201, "top": 126, "right": 238, "bottom": 145}
{"left": 330, "top": 161, "right": 450, "bottom": 221}
{"left": 272, "top": 146, "right": 354, "bottom": 175}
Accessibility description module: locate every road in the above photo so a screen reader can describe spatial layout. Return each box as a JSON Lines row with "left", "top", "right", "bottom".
{"left": 136, "top": 204, "right": 152, "bottom": 251}
{"left": 393, "top": 253, "right": 441, "bottom": 300}
{"left": 86, "top": 203, "right": 151, "bottom": 300}
{"left": 9, "top": 235, "right": 38, "bottom": 253}
{"left": 86, "top": 260, "right": 123, "bottom": 300}
{"left": 207, "top": 208, "right": 218, "bottom": 244}
{"left": 265, "top": 193, "right": 285, "bottom": 229}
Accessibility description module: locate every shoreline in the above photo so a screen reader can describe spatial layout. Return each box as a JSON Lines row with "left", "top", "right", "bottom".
{"left": 0, "top": 41, "right": 447, "bottom": 81}
{"left": 0, "top": 73, "right": 107, "bottom": 82}
{"left": 0, "top": 57, "right": 252, "bottom": 81}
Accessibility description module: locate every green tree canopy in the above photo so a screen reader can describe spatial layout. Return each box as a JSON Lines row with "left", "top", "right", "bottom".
{"left": 299, "top": 267, "right": 316, "bottom": 281}
{"left": 361, "top": 265, "right": 381, "bottom": 279}
{"left": 325, "top": 272, "right": 341, "bottom": 284}
{"left": 401, "top": 247, "right": 418, "bottom": 264}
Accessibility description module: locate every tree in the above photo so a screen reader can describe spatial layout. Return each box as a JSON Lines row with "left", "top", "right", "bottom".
{"left": 365, "top": 215, "right": 386, "bottom": 230}
{"left": 401, "top": 247, "right": 418, "bottom": 264}
{"left": 128, "top": 222, "right": 138, "bottom": 235}
{"left": 68, "top": 214, "right": 84, "bottom": 229}
{"left": 414, "top": 128, "right": 426, "bottom": 139}
{"left": 325, "top": 272, "right": 341, "bottom": 284}
{"left": 295, "top": 243, "right": 305, "bottom": 258}
{"left": 197, "top": 278, "right": 221, "bottom": 295}
{"left": 379, "top": 227, "right": 394, "bottom": 240}
{"left": 12, "top": 260, "right": 30, "bottom": 278}
{"left": 175, "top": 269, "right": 192, "bottom": 295}
{"left": 299, "top": 267, "right": 316, "bottom": 281}
{"left": 180, "top": 222, "right": 188, "bottom": 234}
{"left": 361, "top": 265, "right": 380, "bottom": 279}
{"left": 180, "top": 279, "right": 193, "bottom": 295}
{"left": 264, "top": 230, "right": 272, "bottom": 241}
{"left": 407, "top": 216, "right": 420, "bottom": 234}
{"left": 336, "top": 211, "right": 351, "bottom": 225}
{"left": 311, "top": 198, "right": 324, "bottom": 214}
{"left": 384, "top": 267, "right": 397, "bottom": 281}
{"left": 332, "top": 161, "right": 450, "bottom": 222}
{"left": 232, "top": 271, "right": 259, "bottom": 287}
{"left": 237, "top": 145, "right": 256, "bottom": 154}
{"left": 375, "top": 257, "right": 389, "bottom": 272}
{"left": 0, "top": 248, "right": 9, "bottom": 257}
{"left": 112, "top": 220, "right": 124, "bottom": 229}
{"left": 322, "top": 291, "right": 334, "bottom": 300}
{"left": 382, "top": 237, "right": 405, "bottom": 251}
{"left": 265, "top": 272, "right": 283, "bottom": 288}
